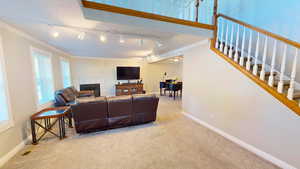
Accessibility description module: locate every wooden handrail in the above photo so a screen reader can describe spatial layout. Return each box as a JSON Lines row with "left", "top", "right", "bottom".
{"left": 81, "top": 0, "right": 214, "bottom": 30}
{"left": 218, "top": 14, "right": 300, "bottom": 49}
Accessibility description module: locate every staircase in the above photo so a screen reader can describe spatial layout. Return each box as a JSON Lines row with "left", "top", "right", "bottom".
{"left": 211, "top": 14, "right": 300, "bottom": 116}
{"left": 81, "top": 0, "right": 300, "bottom": 116}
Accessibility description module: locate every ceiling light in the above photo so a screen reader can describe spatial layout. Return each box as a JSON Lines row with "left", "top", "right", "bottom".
{"left": 139, "top": 39, "right": 144, "bottom": 46}
{"left": 151, "top": 54, "right": 158, "bottom": 60}
{"left": 78, "top": 32, "right": 86, "bottom": 40}
{"left": 136, "top": 57, "right": 144, "bottom": 61}
{"left": 100, "top": 34, "right": 107, "bottom": 42}
{"left": 156, "top": 41, "right": 163, "bottom": 47}
{"left": 174, "top": 58, "right": 179, "bottom": 62}
{"left": 52, "top": 32, "right": 59, "bottom": 38}
{"left": 119, "top": 35, "right": 125, "bottom": 43}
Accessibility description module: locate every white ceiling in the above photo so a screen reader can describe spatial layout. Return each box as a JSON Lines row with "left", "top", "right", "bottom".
{"left": 0, "top": 0, "right": 211, "bottom": 58}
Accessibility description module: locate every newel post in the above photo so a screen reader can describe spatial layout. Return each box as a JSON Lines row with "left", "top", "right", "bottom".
{"left": 195, "top": 0, "right": 200, "bottom": 22}
{"left": 212, "top": 0, "right": 218, "bottom": 46}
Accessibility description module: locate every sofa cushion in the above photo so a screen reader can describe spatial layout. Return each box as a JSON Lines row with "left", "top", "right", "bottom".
{"left": 107, "top": 96, "right": 132, "bottom": 117}
{"left": 76, "top": 96, "right": 103, "bottom": 104}
{"left": 107, "top": 95, "right": 132, "bottom": 128}
{"left": 72, "top": 97, "right": 108, "bottom": 120}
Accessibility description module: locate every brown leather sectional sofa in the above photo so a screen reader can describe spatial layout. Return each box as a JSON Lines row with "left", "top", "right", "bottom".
{"left": 71, "top": 94, "right": 159, "bottom": 133}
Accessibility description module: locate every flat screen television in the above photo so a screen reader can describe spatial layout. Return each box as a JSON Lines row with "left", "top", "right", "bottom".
{"left": 117, "top": 67, "right": 140, "bottom": 80}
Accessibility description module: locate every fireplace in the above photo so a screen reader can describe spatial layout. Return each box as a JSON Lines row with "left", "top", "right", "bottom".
{"left": 80, "top": 83, "right": 101, "bottom": 97}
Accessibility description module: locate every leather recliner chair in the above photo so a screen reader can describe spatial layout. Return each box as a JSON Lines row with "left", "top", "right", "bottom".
{"left": 54, "top": 87, "right": 95, "bottom": 107}
{"left": 71, "top": 94, "right": 159, "bottom": 133}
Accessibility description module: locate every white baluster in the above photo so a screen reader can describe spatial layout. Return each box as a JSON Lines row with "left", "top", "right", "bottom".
{"left": 260, "top": 37, "right": 268, "bottom": 80}
{"left": 234, "top": 25, "right": 240, "bottom": 62}
{"left": 268, "top": 40, "right": 278, "bottom": 87}
{"left": 224, "top": 22, "right": 229, "bottom": 55}
{"left": 188, "top": 7, "right": 191, "bottom": 21}
{"left": 252, "top": 33, "right": 260, "bottom": 75}
{"left": 246, "top": 30, "right": 253, "bottom": 70}
{"left": 277, "top": 44, "right": 288, "bottom": 93}
{"left": 288, "top": 48, "right": 298, "bottom": 100}
{"left": 215, "top": 19, "right": 220, "bottom": 49}
{"left": 219, "top": 19, "right": 224, "bottom": 52}
{"left": 229, "top": 23, "right": 234, "bottom": 58}
{"left": 239, "top": 27, "right": 246, "bottom": 66}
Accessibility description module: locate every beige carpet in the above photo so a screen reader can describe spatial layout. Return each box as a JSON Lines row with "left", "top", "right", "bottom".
{"left": 2, "top": 97, "right": 280, "bottom": 169}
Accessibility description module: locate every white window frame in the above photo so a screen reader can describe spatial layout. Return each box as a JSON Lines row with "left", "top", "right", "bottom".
{"left": 0, "top": 35, "right": 14, "bottom": 133}
{"left": 60, "top": 57, "right": 72, "bottom": 88}
{"left": 30, "top": 47, "right": 55, "bottom": 110}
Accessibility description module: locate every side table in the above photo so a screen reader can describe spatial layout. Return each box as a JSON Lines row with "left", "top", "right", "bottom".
{"left": 30, "top": 106, "right": 72, "bottom": 145}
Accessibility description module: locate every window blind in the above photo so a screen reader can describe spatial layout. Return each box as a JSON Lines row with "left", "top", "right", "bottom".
{"left": 60, "top": 59, "right": 71, "bottom": 88}
{"left": 32, "top": 49, "right": 55, "bottom": 105}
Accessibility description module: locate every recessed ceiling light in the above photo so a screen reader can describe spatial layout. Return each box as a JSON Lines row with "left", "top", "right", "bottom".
{"left": 100, "top": 34, "right": 107, "bottom": 42}
{"left": 52, "top": 32, "right": 59, "bottom": 38}
{"left": 78, "top": 32, "right": 86, "bottom": 40}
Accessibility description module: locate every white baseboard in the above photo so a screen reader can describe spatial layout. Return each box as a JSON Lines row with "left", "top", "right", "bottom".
{"left": 0, "top": 135, "right": 31, "bottom": 168}
{"left": 182, "top": 112, "right": 297, "bottom": 169}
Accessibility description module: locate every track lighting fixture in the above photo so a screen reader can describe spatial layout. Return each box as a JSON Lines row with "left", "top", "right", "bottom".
{"left": 119, "top": 36, "right": 125, "bottom": 43}
{"left": 78, "top": 32, "right": 86, "bottom": 40}
{"left": 139, "top": 39, "right": 144, "bottom": 46}
{"left": 52, "top": 32, "right": 59, "bottom": 38}
{"left": 156, "top": 41, "right": 163, "bottom": 47}
{"left": 99, "top": 34, "right": 107, "bottom": 42}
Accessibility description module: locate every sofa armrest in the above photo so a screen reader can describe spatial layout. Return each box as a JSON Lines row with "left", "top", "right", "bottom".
{"left": 132, "top": 94, "right": 159, "bottom": 124}
{"left": 78, "top": 90, "right": 95, "bottom": 97}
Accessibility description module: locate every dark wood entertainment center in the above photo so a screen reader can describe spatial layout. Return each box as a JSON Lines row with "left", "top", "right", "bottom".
{"left": 115, "top": 83, "right": 144, "bottom": 96}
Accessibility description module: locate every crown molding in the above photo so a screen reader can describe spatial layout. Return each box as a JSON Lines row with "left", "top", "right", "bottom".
{"left": 149, "top": 39, "right": 209, "bottom": 63}
{"left": 0, "top": 19, "right": 73, "bottom": 57}
{"left": 71, "top": 55, "right": 145, "bottom": 61}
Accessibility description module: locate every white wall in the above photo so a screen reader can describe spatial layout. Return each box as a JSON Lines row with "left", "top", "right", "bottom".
{"left": 182, "top": 41, "right": 300, "bottom": 168}
{"left": 0, "top": 21, "right": 72, "bottom": 163}
{"left": 71, "top": 57, "right": 147, "bottom": 96}
{"left": 145, "top": 61, "right": 183, "bottom": 93}
{"left": 71, "top": 57, "right": 182, "bottom": 96}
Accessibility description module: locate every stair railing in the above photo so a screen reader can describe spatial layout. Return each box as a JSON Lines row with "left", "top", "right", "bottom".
{"left": 213, "top": 14, "right": 300, "bottom": 115}
{"left": 82, "top": 0, "right": 217, "bottom": 28}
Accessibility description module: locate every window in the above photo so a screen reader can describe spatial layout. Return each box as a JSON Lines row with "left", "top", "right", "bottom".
{"left": 0, "top": 36, "right": 13, "bottom": 132}
{"left": 31, "top": 48, "right": 55, "bottom": 105}
{"left": 60, "top": 58, "right": 72, "bottom": 88}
